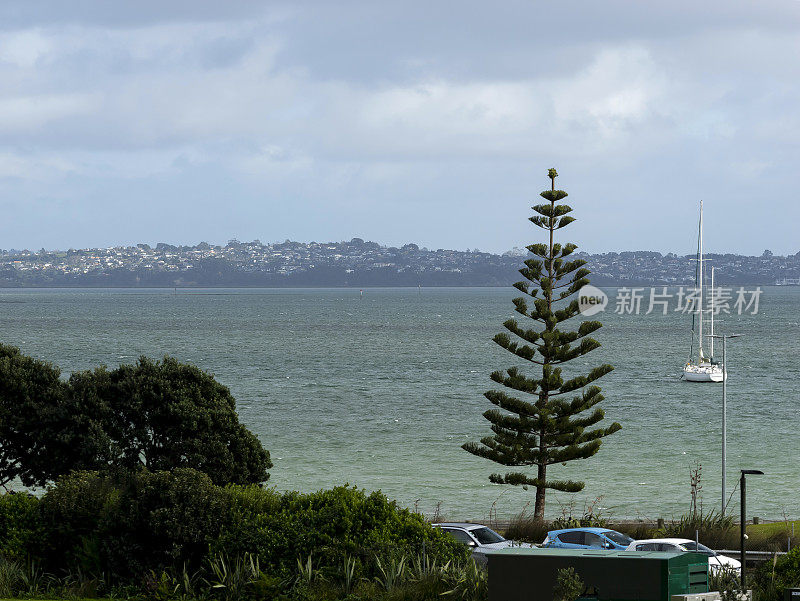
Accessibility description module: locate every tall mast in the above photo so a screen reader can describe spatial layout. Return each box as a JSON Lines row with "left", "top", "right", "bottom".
{"left": 698, "top": 200, "right": 704, "bottom": 362}
{"left": 710, "top": 266, "right": 715, "bottom": 359}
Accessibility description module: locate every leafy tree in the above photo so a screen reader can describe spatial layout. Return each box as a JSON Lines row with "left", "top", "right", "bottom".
{"left": 0, "top": 345, "right": 79, "bottom": 488}
{"left": 67, "top": 356, "right": 272, "bottom": 486}
{"left": 0, "top": 346, "right": 271, "bottom": 487}
{"left": 463, "top": 169, "right": 620, "bottom": 521}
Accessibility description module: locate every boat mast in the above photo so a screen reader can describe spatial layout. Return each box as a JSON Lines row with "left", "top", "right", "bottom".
{"left": 698, "top": 200, "right": 704, "bottom": 362}
{"left": 710, "top": 266, "right": 715, "bottom": 359}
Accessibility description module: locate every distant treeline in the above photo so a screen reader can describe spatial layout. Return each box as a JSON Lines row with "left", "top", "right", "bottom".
{"left": 0, "top": 264, "right": 518, "bottom": 287}
{"left": 1, "top": 240, "right": 799, "bottom": 287}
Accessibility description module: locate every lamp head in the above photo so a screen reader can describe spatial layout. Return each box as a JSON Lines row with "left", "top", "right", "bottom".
{"left": 741, "top": 469, "right": 764, "bottom": 475}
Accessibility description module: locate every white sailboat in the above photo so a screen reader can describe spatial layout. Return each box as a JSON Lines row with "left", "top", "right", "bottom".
{"left": 683, "top": 200, "right": 724, "bottom": 383}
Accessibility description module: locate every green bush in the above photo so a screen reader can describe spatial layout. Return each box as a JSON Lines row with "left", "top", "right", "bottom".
{"left": 709, "top": 566, "right": 744, "bottom": 601}
{"left": 748, "top": 547, "right": 800, "bottom": 601}
{"left": 33, "top": 471, "right": 466, "bottom": 588}
{"left": 770, "top": 546, "right": 800, "bottom": 589}
{"left": 215, "top": 485, "right": 468, "bottom": 575}
{"left": 0, "top": 557, "right": 24, "bottom": 597}
{"left": 0, "top": 492, "right": 42, "bottom": 561}
{"left": 37, "top": 468, "right": 229, "bottom": 579}
{"left": 554, "top": 567, "right": 584, "bottom": 601}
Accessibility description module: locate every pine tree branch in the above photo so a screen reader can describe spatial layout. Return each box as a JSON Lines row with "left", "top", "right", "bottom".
{"left": 484, "top": 390, "right": 538, "bottom": 416}
{"left": 490, "top": 367, "right": 540, "bottom": 394}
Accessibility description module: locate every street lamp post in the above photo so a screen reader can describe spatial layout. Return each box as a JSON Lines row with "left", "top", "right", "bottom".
{"left": 740, "top": 469, "right": 764, "bottom": 589}
{"left": 708, "top": 333, "right": 741, "bottom": 513}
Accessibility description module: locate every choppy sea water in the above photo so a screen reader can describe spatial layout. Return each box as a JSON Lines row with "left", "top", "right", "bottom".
{"left": 0, "top": 286, "right": 797, "bottom": 521}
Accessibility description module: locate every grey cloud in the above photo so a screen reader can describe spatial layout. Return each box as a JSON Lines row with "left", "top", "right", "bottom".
{"left": 0, "top": 0, "right": 272, "bottom": 29}
{"left": 0, "top": 0, "right": 798, "bottom": 254}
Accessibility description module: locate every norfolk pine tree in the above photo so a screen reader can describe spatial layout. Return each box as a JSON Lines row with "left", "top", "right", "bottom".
{"left": 463, "top": 169, "right": 620, "bottom": 521}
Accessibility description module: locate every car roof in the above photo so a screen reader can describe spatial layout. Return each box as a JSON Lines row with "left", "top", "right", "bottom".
{"left": 547, "top": 527, "right": 618, "bottom": 535}
{"left": 628, "top": 538, "right": 694, "bottom": 545}
{"left": 432, "top": 522, "right": 487, "bottom": 531}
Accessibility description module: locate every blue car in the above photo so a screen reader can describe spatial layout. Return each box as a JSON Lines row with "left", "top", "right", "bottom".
{"left": 542, "top": 527, "right": 634, "bottom": 550}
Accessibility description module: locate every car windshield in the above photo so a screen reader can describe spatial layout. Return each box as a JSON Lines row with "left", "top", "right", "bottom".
{"left": 470, "top": 527, "right": 505, "bottom": 545}
{"left": 678, "top": 542, "right": 716, "bottom": 556}
{"left": 604, "top": 531, "right": 634, "bottom": 546}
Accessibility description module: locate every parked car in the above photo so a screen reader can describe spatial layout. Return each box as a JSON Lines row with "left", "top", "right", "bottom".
{"left": 433, "top": 522, "right": 534, "bottom": 564}
{"left": 625, "top": 538, "right": 742, "bottom": 574}
{"left": 541, "top": 527, "right": 634, "bottom": 550}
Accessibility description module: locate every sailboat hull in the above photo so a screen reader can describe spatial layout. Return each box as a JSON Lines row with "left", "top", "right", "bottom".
{"left": 683, "top": 364, "right": 725, "bottom": 382}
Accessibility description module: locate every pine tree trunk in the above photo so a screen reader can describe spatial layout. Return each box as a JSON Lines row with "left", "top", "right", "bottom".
{"left": 532, "top": 177, "right": 557, "bottom": 523}
{"left": 534, "top": 463, "right": 547, "bottom": 521}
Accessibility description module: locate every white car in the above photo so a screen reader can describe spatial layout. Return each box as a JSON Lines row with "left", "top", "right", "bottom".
{"left": 625, "top": 538, "right": 741, "bottom": 574}
{"left": 433, "top": 522, "right": 535, "bottom": 564}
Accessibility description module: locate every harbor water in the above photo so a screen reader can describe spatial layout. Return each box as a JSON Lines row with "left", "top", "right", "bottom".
{"left": 1, "top": 286, "right": 797, "bottom": 521}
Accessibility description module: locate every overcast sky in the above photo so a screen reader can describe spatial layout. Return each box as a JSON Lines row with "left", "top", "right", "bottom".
{"left": 1, "top": 0, "right": 798, "bottom": 255}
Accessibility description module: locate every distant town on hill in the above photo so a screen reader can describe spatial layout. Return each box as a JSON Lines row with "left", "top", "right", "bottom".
{"left": 1, "top": 239, "right": 799, "bottom": 287}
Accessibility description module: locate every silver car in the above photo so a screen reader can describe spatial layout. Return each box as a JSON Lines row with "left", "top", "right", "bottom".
{"left": 433, "top": 522, "right": 532, "bottom": 564}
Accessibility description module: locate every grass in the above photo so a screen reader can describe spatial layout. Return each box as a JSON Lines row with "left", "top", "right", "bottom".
{"left": 749, "top": 520, "right": 800, "bottom": 537}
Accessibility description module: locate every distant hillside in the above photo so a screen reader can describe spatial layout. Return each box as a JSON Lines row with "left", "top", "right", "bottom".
{"left": 1, "top": 239, "right": 799, "bottom": 287}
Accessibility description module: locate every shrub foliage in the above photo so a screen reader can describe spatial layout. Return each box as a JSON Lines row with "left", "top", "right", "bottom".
{"left": 0, "top": 492, "right": 41, "bottom": 562}
{"left": 0, "top": 345, "right": 271, "bottom": 487}
{"left": 0, "top": 471, "right": 467, "bottom": 590}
